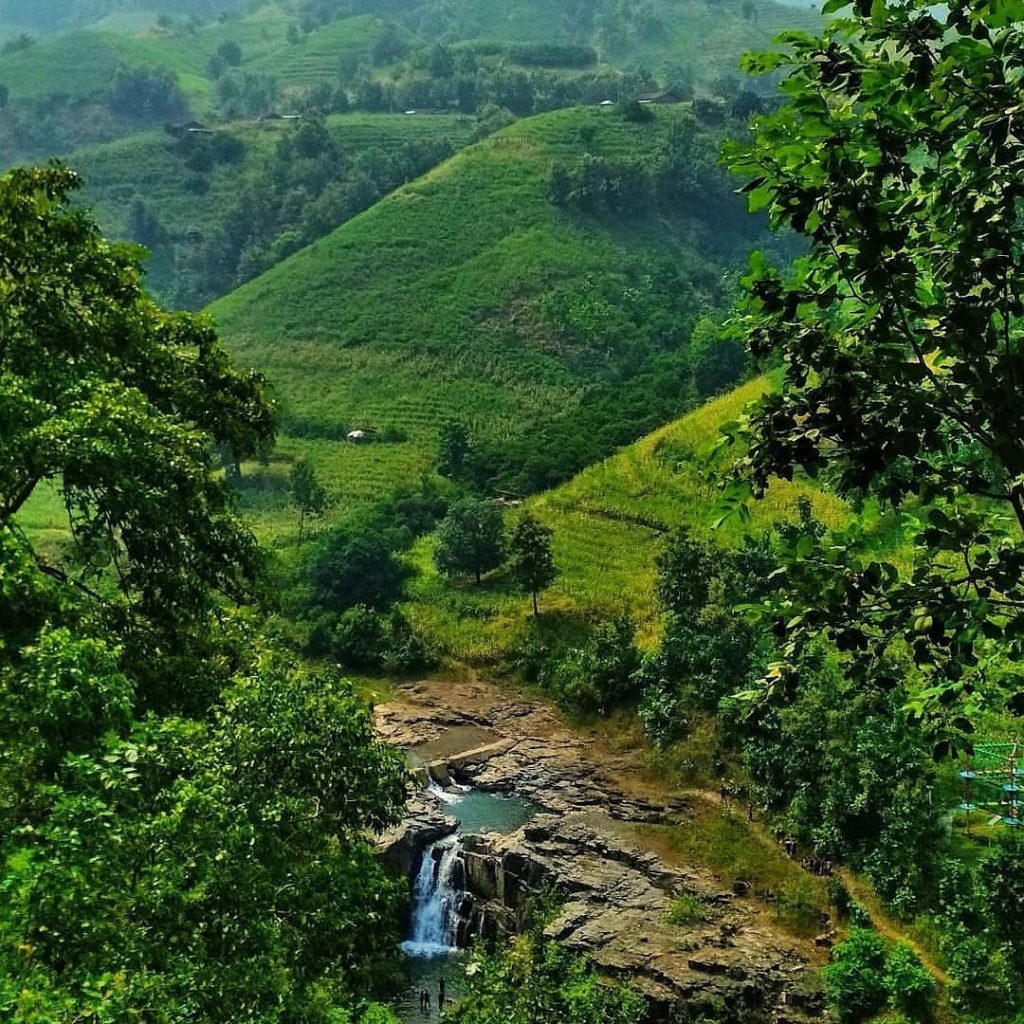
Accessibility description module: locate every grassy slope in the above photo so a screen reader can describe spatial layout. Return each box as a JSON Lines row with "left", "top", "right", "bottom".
{"left": 0, "top": 31, "right": 129, "bottom": 99}
{"left": 70, "top": 112, "right": 474, "bottom": 252}
{"left": 405, "top": 376, "right": 854, "bottom": 659}
{"left": 247, "top": 15, "right": 393, "bottom": 87}
{"left": 406, "top": 370, "right": 912, "bottom": 661}
{"left": 207, "top": 105, "right": 755, "bottom": 539}
{"left": 0, "top": 5, "right": 345, "bottom": 109}
{"left": 634, "top": 0, "right": 819, "bottom": 82}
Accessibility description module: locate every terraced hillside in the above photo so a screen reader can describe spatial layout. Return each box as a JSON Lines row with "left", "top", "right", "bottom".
{"left": 403, "top": 376, "right": 855, "bottom": 660}
{"left": 404, "top": 364, "right": 918, "bottom": 663}
{"left": 208, "top": 104, "right": 781, "bottom": 534}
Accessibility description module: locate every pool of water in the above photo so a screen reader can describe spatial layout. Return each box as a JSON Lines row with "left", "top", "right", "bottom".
{"left": 437, "top": 786, "right": 539, "bottom": 835}
{"left": 392, "top": 948, "right": 467, "bottom": 1023}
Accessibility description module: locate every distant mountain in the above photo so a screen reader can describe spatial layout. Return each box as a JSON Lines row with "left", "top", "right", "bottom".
{"left": 0, "top": 1, "right": 249, "bottom": 36}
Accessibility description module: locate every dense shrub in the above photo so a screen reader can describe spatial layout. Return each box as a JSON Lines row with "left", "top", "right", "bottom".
{"left": 884, "top": 943, "right": 935, "bottom": 1019}
{"left": 108, "top": 65, "right": 188, "bottom": 122}
{"left": 822, "top": 930, "right": 888, "bottom": 1023}
{"left": 329, "top": 604, "right": 388, "bottom": 668}
{"left": 310, "top": 528, "right": 411, "bottom": 612}
{"left": 542, "top": 617, "right": 641, "bottom": 715}
{"left": 450, "top": 933, "right": 643, "bottom": 1024}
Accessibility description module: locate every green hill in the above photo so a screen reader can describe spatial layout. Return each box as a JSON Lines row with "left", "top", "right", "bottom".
{"left": 0, "top": 6, "right": 293, "bottom": 106}
{"left": 247, "top": 14, "right": 396, "bottom": 86}
{"left": 0, "top": 0, "right": 252, "bottom": 36}
{"left": 207, "top": 104, "right": 781, "bottom": 537}
{"left": 70, "top": 111, "right": 474, "bottom": 307}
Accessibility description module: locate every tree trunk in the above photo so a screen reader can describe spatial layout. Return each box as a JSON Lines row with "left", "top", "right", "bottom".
{"left": 532, "top": 590, "right": 539, "bottom": 617}
{"left": 2, "top": 474, "right": 40, "bottom": 522}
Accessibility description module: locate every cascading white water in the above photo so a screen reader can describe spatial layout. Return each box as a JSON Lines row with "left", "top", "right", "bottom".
{"left": 401, "top": 835, "right": 465, "bottom": 957}
{"left": 426, "top": 778, "right": 459, "bottom": 805}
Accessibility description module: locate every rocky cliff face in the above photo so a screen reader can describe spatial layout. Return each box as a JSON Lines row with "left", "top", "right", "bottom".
{"left": 376, "top": 678, "right": 828, "bottom": 1023}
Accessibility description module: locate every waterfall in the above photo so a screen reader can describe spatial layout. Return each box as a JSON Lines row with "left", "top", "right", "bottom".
{"left": 401, "top": 835, "right": 466, "bottom": 957}
{"left": 427, "top": 778, "right": 459, "bottom": 804}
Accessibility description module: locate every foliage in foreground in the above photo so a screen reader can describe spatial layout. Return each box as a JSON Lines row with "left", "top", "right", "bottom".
{"left": 822, "top": 930, "right": 934, "bottom": 1024}
{"left": 726, "top": 0, "right": 1024, "bottom": 736}
{"left": 0, "top": 166, "right": 408, "bottom": 1023}
{"left": 448, "top": 931, "right": 644, "bottom": 1024}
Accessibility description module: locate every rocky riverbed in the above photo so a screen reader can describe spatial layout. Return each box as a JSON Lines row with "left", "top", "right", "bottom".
{"left": 375, "top": 676, "right": 827, "bottom": 1023}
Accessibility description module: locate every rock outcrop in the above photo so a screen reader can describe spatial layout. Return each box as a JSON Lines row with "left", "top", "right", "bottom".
{"left": 378, "top": 798, "right": 456, "bottom": 878}
{"left": 375, "top": 678, "right": 827, "bottom": 1023}
{"left": 446, "top": 812, "right": 823, "bottom": 1021}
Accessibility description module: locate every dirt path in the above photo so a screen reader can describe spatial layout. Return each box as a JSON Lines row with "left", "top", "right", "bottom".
{"left": 835, "top": 868, "right": 949, "bottom": 986}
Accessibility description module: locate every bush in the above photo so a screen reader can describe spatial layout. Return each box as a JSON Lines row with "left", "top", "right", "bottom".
{"left": 310, "top": 528, "right": 410, "bottom": 612}
{"left": 588, "top": 618, "right": 641, "bottom": 708}
{"left": 309, "top": 606, "right": 435, "bottom": 675}
{"left": 380, "top": 609, "right": 436, "bottom": 675}
{"left": 638, "top": 675, "right": 688, "bottom": 749}
{"left": 884, "top": 943, "right": 935, "bottom": 1020}
{"left": 822, "top": 930, "right": 888, "bottom": 1023}
{"left": 541, "top": 618, "right": 641, "bottom": 716}
{"left": 331, "top": 605, "right": 387, "bottom": 669}
{"left": 620, "top": 99, "right": 655, "bottom": 123}
{"left": 449, "top": 933, "right": 643, "bottom": 1024}
{"left": 666, "top": 894, "right": 704, "bottom": 927}
{"left": 826, "top": 878, "right": 853, "bottom": 919}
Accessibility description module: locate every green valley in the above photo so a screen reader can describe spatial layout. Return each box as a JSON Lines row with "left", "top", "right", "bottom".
{"left": 8, "top": 1, "right": 1024, "bottom": 1024}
